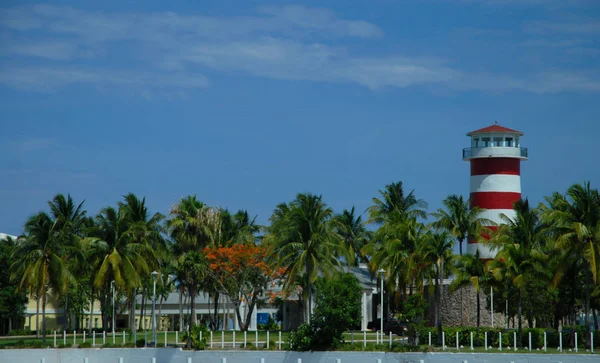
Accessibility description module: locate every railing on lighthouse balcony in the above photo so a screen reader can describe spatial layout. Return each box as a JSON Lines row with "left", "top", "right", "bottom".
{"left": 462, "top": 146, "right": 528, "bottom": 160}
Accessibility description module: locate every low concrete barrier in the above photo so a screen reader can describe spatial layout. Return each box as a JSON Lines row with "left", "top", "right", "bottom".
{"left": 0, "top": 348, "right": 597, "bottom": 363}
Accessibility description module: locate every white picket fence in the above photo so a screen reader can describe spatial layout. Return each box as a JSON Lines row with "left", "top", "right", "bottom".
{"left": 427, "top": 330, "right": 595, "bottom": 353}
{"left": 49, "top": 330, "right": 403, "bottom": 349}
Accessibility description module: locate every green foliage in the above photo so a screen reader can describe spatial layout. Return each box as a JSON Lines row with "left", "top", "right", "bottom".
{"left": 288, "top": 273, "right": 362, "bottom": 351}
{"left": 396, "top": 293, "right": 427, "bottom": 345}
{"left": 135, "top": 338, "right": 146, "bottom": 347}
{"left": 182, "top": 324, "right": 209, "bottom": 350}
{"left": 7, "top": 329, "right": 35, "bottom": 336}
{"left": 258, "top": 316, "right": 279, "bottom": 331}
{"left": 57, "top": 342, "right": 73, "bottom": 348}
{"left": 0, "top": 235, "right": 27, "bottom": 332}
{"left": 78, "top": 341, "right": 92, "bottom": 348}
{"left": 287, "top": 323, "right": 313, "bottom": 351}
{"left": 267, "top": 193, "right": 342, "bottom": 319}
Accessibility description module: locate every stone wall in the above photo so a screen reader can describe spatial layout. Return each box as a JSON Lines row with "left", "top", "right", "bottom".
{"left": 425, "top": 284, "right": 506, "bottom": 328}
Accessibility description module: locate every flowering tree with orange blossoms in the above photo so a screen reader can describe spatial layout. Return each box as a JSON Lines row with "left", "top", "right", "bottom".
{"left": 204, "top": 244, "right": 283, "bottom": 331}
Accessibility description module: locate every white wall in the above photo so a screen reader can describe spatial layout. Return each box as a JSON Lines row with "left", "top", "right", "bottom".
{"left": 3, "top": 349, "right": 598, "bottom": 363}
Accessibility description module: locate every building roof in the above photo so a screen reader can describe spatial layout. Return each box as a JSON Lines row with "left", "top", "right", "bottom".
{"left": 467, "top": 123, "right": 523, "bottom": 136}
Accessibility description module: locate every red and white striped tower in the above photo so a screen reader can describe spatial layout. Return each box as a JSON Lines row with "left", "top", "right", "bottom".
{"left": 463, "top": 123, "right": 528, "bottom": 259}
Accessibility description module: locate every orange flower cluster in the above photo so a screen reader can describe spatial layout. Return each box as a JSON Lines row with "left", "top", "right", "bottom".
{"left": 203, "top": 244, "right": 277, "bottom": 280}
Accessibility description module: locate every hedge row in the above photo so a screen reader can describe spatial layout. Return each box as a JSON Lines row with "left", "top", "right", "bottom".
{"left": 417, "top": 326, "right": 600, "bottom": 348}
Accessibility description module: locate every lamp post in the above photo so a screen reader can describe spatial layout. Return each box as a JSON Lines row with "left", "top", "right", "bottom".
{"left": 111, "top": 280, "right": 115, "bottom": 336}
{"left": 151, "top": 271, "right": 159, "bottom": 345}
{"left": 378, "top": 269, "right": 385, "bottom": 338}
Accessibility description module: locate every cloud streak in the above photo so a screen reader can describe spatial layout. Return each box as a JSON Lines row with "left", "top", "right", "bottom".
{"left": 0, "top": 4, "right": 598, "bottom": 95}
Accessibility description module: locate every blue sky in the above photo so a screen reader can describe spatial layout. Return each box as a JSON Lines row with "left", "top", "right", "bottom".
{"left": 1, "top": 0, "right": 599, "bottom": 237}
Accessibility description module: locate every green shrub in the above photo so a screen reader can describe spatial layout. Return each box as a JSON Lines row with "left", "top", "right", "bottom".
{"left": 57, "top": 343, "right": 73, "bottom": 348}
{"left": 288, "top": 273, "right": 362, "bottom": 351}
{"left": 7, "top": 329, "right": 29, "bottom": 336}
{"left": 258, "top": 316, "right": 279, "bottom": 331}
{"left": 123, "top": 342, "right": 136, "bottom": 348}
{"left": 78, "top": 341, "right": 92, "bottom": 348}
{"left": 135, "top": 338, "right": 146, "bottom": 347}
{"left": 182, "top": 324, "right": 209, "bottom": 350}
{"left": 288, "top": 323, "right": 313, "bottom": 351}
{"left": 389, "top": 343, "right": 421, "bottom": 352}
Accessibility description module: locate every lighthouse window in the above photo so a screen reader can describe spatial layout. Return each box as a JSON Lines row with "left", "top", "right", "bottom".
{"left": 481, "top": 137, "right": 490, "bottom": 147}
{"left": 493, "top": 137, "right": 502, "bottom": 147}
{"left": 505, "top": 137, "right": 513, "bottom": 147}
{"left": 473, "top": 138, "right": 479, "bottom": 147}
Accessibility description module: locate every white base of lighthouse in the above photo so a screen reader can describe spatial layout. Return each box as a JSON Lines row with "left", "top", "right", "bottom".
{"left": 466, "top": 243, "right": 496, "bottom": 259}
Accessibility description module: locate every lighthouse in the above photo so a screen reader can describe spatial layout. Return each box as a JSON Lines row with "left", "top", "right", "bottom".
{"left": 463, "top": 123, "right": 528, "bottom": 259}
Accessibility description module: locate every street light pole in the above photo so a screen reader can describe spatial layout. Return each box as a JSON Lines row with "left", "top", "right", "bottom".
{"left": 111, "top": 280, "right": 115, "bottom": 336}
{"left": 151, "top": 271, "right": 159, "bottom": 345}
{"left": 378, "top": 269, "right": 385, "bottom": 339}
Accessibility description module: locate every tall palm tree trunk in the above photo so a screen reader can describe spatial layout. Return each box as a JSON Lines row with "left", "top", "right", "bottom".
{"left": 585, "top": 267, "right": 592, "bottom": 346}
{"left": 436, "top": 262, "right": 443, "bottom": 345}
{"left": 187, "top": 286, "right": 196, "bottom": 349}
{"left": 178, "top": 289, "right": 183, "bottom": 332}
{"left": 139, "top": 291, "right": 146, "bottom": 331}
{"left": 88, "top": 286, "right": 94, "bottom": 333}
{"left": 517, "top": 289, "right": 522, "bottom": 347}
{"left": 158, "top": 295, "right": 164, "bottom": 331}
{"left": 35, "top": 296, "right": 40, "bottom": 338}
{"left": 306, "top": 265, "right": 312, "bottom": 324}
{"left": 41, "top": 288, "right": 47, "bottom": 344}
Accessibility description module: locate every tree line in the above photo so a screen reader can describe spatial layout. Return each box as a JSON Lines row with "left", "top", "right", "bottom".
{"left": 0, "top": 180, "right": 598, "bottom": 349}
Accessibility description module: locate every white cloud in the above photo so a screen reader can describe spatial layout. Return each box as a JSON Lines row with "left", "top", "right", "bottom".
{"left": 525, "top": 20, "right": 600, "bottom": 35}
{"left": 0, "top": 67, "right": 209, "bottom": 93}
{"left": 0, "top": 4, "right": 598, "bottom": 95}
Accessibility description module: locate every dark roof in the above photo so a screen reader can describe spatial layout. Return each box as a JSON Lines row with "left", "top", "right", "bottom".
{"left": 467, "top": 124, "right": 523, "bottom": 136}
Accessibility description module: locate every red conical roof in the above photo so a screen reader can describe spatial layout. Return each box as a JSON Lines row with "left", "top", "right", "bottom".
{"left": 467, "top": 123, "right": 523, "bottom": 136}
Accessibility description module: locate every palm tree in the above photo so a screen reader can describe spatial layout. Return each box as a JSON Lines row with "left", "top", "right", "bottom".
{"left": 333, "top": 207, "right": 372, "bottom": 267}
{"left": 11, "top": 212, "right": 73, "bottom": 344}
{"left": 175, "top": 251, "right": 207, "bottom": 348}
{"left": 489, "top": 199, "right": 545, "bottom": 346}
{"left": 167, "top": 195, "right": 220, "bottom": 253}
{"left": 365, "top": 216, "right": 428, "bottom": 297}
{"left": 418, "top": 230, "right": 454, "bottom": 345}
{"left": 48, "top": 194, "right": 87, "bottom": 236}
{"left": 48, "top": 194, "right": 87, "bottom": 330}
{"left": 84, "top": 202, "right": 158, "bottom": 334}
{"left": 450, "top": 250, "right": 487, "bottom": 345}
{"left": 119, "top": 193, "right": 164, "bottom": 332}
{"left": 367, "top": 181, "right": 427, "bottom": 225}
{"left": 167, "top": 195, "right": 221, "bottom": 329}
{"left": 431, "top": 194, "right": 488, "bottom": 256}
{"left": 540, "top": 182, "right": 600, "bottom": 334}
{"left": 0, "top": 235, "right": 28, "bottom": 333}
{"left": 267, "top": 193, "right": 342, "bottom": 323}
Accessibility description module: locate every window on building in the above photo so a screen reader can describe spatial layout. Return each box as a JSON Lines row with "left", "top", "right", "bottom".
{"left": 482, "top": 137, "right": 490, "bottom": 147}
{"left": 515, "top": 137, "right": 519, "bottom": 147}
{"left": 472, "top": 138, "right": 479, "bottom": 147}
{"left": 505, "top": 137, "right": 513, "bottom": 147}
{"left": 95, "top": 318, "right": 99, "bottom": 328}
{"left": 493, "top": 137, "right": 503, "bottom": 147}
